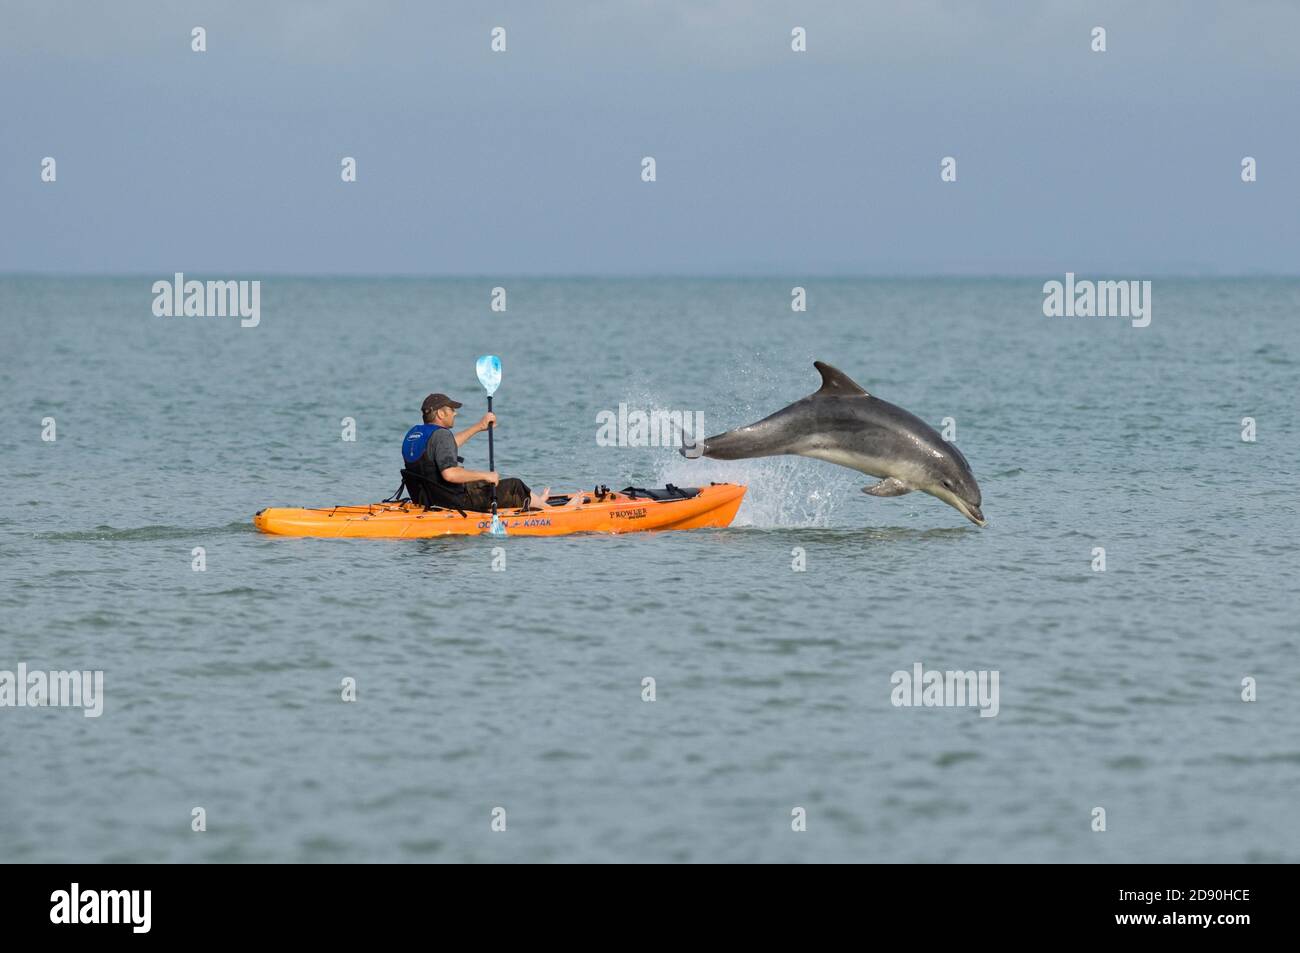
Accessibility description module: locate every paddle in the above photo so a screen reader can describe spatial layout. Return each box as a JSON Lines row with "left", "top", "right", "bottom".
{"left": 475, "top": 355, "right": 506, "bottom": 537}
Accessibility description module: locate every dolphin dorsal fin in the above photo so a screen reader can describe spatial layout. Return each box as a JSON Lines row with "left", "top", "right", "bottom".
{"left": 812, "top": 361, "right": 870, "bottom": 397}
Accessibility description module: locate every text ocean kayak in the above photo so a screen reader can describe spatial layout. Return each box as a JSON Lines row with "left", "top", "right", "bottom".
{"left": 253, "top": 483, "right": 746, "bottom": 539}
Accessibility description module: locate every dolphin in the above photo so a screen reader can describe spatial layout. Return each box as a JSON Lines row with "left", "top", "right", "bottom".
{"left": 682, "top": 361, "right": 986, "bottom": 526}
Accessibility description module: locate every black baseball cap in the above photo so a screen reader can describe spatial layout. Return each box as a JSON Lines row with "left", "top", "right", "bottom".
{"left": 421, "top": 393, "right": 463, "bottom": 415}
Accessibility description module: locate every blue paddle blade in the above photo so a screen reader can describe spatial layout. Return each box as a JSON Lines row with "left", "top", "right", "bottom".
{"left": 486, "top": 514, "right": 508, "bottom": 536}
{"left": 475, "top": 355, "right": 502, "bottom": 396}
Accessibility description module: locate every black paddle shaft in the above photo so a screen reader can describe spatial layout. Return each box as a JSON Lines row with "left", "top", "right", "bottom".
{"left": 487, "top": 395, "right": 497, "bottom": 513}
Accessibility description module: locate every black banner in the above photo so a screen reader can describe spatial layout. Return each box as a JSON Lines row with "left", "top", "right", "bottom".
{"left": 1, "top": 864, "right": 1277, "bottom": 939}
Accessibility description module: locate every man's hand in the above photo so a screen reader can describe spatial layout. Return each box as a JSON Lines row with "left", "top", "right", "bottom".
{"left": 453, "top": 413, "right": 496, "bottom": 449}
{"left": 484, "top": 471, "right": 500, "bottom": 486}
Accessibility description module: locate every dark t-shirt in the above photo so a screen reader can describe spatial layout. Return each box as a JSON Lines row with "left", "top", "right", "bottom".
{"left": 425, "top": 428, "right": 462, "bottom": 478}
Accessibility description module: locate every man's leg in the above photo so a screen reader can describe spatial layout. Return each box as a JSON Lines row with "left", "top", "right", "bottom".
{"left": 495, "top": 477, "right": 533, "bottom": 509}
{"left": 459, "top": 481, "right": 493, "bottom": 512}
{"left": 459, "top": 478, "right": 536, "bottom": 511}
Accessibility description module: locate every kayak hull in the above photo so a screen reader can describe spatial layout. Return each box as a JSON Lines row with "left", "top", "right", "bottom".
{"left": 253, "top": 483, "right": 746, "bottom": 539}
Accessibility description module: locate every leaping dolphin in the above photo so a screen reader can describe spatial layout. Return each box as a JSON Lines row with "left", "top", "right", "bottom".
{"left": 682, "top": 361, "right": 986, "bottom": 526}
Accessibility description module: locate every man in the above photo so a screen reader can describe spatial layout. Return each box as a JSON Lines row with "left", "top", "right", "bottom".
{"left": 402, "top": 393, "right": 547, "bottom": 511}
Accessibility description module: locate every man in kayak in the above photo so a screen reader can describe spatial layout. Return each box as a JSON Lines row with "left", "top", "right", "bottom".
{"left": 403, "top": 393, "right": 549, "bottom": 512}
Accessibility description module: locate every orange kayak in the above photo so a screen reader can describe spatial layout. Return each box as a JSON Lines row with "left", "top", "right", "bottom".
{"left": 253, "top": 483, "right": 746, "bottom": 539}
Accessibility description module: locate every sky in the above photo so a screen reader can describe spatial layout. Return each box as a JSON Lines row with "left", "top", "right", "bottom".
{"left": 2, "top": 0, "right": 1297, "bottom": 275}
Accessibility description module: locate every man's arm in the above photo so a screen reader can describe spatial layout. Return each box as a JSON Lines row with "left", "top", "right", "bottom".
{"left": 454, "top": 412, "right": 496, "bottom": 448}
{"left": 440, "top": 467, "right": 498, "bottom": 485}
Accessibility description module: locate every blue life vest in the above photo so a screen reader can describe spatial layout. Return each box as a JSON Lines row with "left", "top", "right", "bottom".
{"left": 402, "top": 424, "right": 447, "bottom": 464}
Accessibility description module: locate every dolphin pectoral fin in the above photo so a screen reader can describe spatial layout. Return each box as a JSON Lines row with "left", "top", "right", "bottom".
{"left": 862, "top": 478, "right": 913, "bottom": 497}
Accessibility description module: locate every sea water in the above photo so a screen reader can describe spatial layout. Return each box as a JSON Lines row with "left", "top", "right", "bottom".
{"left": 1, "top": 276, "right": 1297, "bottom": 862}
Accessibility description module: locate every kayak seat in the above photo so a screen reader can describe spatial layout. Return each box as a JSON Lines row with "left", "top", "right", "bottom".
{"left": 399, "top": 468, "right": 473, "bottom": 516}
{"left": 619, "top": 484, "right": 701, "bottom": 502}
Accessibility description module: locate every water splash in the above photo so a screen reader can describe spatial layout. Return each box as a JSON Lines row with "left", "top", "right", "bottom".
{"left": 655, "top": 453, "right": 855, "bottom": 528}
{"left": 621, "top": 363, "right": 859, "bottom": 529}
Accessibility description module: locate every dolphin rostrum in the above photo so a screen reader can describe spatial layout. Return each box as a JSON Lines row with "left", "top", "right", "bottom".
{"left": 682, "top": 361, "right": 986, "bottom": 526}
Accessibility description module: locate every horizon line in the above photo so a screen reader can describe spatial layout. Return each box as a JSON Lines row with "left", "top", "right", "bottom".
{"left": 3, "top": 271, "right": 1298, "bottom": 280}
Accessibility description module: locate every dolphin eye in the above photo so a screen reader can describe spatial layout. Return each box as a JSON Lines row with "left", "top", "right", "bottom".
{"left": 943, "top": 480, "right": 953, "bottom": 490}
